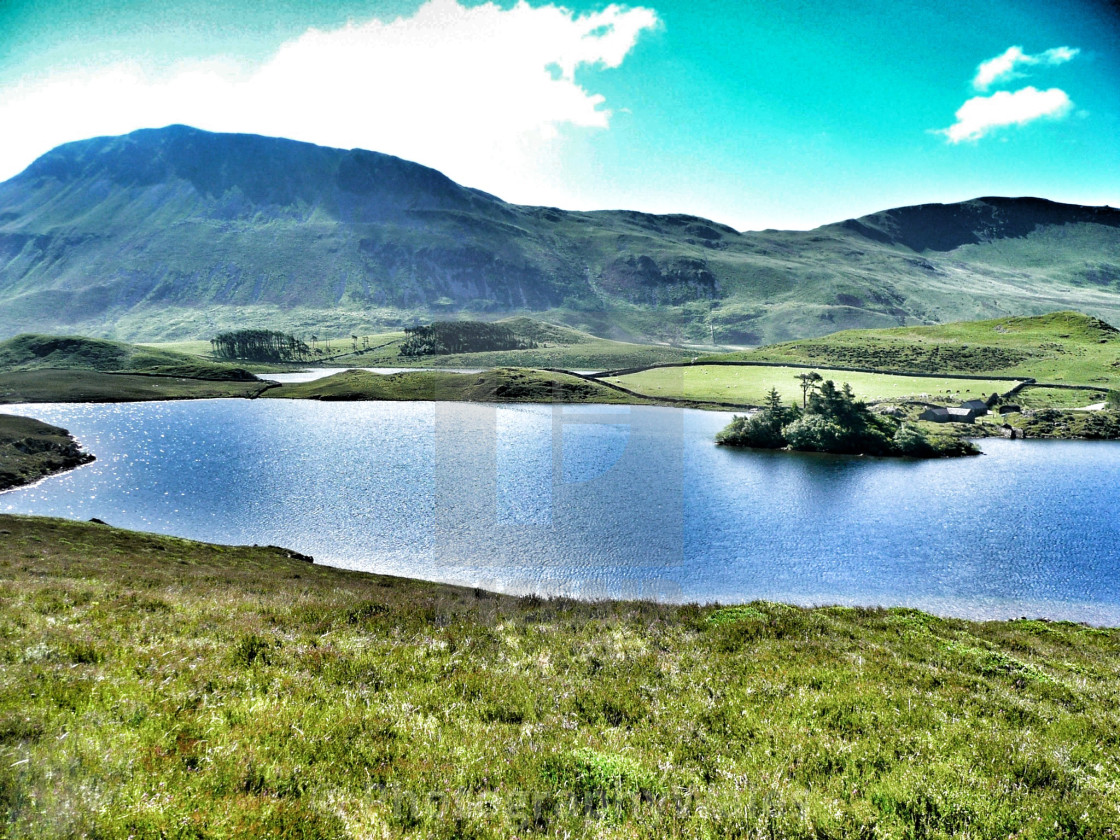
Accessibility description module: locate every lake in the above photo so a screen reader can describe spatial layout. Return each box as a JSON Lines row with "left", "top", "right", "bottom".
{"left": 4, "top": 399, "right": 1119, "bottom": 623}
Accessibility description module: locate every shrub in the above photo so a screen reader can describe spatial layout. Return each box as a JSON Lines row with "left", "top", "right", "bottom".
{"left": 714, "top": 414, "right": 785, "bottom": 448}
{"left": 892, "top": 423, "right": 934, "bottom": 457}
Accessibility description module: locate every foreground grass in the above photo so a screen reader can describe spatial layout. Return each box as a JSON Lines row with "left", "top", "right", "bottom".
{"left": 605, "top": 364, "right": 1017, "bottom": 406}
{"left": 1, "top": 515, "right": 1119, "bottom": 838}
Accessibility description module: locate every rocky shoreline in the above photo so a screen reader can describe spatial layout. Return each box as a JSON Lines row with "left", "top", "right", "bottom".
{"left": 0, "top": 413, "right": 95, "bottom": 492}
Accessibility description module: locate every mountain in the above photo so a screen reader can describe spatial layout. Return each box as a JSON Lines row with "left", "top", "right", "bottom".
{"left": 2, "top": 125, "right": 1119, "bottom": 344}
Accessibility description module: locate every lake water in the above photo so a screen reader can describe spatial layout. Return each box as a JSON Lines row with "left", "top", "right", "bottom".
{"left": 4, "top": 400, "right": 1120, "bottom": 624}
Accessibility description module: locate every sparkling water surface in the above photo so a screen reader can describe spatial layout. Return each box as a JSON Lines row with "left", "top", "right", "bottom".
{"left": 4, "top": 400, "right": 1119, "bottom": 623}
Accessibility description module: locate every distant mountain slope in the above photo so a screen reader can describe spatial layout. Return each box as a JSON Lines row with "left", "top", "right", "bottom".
{"left": 833, "top": 197, "right": 1120, "bottom": 253}
{"left": 2, "top": 125, "right": 1119, "bottom": 344}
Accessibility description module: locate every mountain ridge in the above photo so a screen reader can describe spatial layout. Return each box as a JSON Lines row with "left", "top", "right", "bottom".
{"left": 2, "top": 125, "right": 1119, "bottom": 344}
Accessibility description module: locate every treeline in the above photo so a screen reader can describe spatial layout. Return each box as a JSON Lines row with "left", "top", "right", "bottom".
{"left": 210, "top": 330, "right": 311, "bottom": 362}
{"left": 716, "top": 376, "right": 979, "bottom": 458}
{"left": 400, "top": 322, "right": 537, "bottom": 357}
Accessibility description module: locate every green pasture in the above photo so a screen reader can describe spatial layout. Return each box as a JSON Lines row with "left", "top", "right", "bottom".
{"left": 1013, "top": 386, "right": 1111, "bottom": 410}
{"left": 606, "top": 364, "right": 1020, "bottom": 406}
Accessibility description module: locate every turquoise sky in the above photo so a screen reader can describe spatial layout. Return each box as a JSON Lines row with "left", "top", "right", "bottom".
{"left": 1, "top": 0, "right": 1117, "bottom": 229}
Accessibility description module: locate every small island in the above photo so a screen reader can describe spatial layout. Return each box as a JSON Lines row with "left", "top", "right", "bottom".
{"left": 716, "top": 374, "right": 980, "bottom": 458}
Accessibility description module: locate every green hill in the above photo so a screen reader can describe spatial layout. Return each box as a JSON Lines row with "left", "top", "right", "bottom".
{"left": 2, "top": 126, "right": 1120, "bottom": 345}
{"left": 0, "top": 334, "right": 256, "bottom": 381}
{"left": 706, "top": 311, "right": 1120, "bottom": 387}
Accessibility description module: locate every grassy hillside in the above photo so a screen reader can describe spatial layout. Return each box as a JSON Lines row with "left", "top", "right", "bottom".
{"left": 0, "top": 414, "right": 93, "bottom": 490}
{"left": 1, "top": 514, "right": 1118, "bottom": 838}
{"left": 705, "top": 311, "right": 1120, "bottom": 387}
{"left": 0, "top": 334, "right": 256, "bottom": 381}
{"left": 264, "top": 367, "right": 651, "bottom": 404}
{"left": 4, "top": 126, "right": 1120, "bottom": 345}
{"left": 0, "top": 370, "right": 273, "bottom": 404}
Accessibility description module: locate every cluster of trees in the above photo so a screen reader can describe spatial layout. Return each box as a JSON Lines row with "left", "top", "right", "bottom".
{"left": 717, "top": 375, "right": 978, "bottom": 457}
{"left": 210, "top": 330, "right": 311, "bottom": 362}
{"left": 400, "top": 322, "right": 537, "bottom": 357}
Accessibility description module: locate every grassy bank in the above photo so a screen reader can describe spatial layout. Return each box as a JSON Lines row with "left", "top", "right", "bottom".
{"left": 1, "top": 515, "right": 1118, "bottom": 838}
{"left": 263, "top": 367, "right": 655, "bottom": 405}
{"left": 0, "top": 415, "right": 93, "bottom": 491}
{"left": 0, "top": 370, "right": 273, "bottom": 404}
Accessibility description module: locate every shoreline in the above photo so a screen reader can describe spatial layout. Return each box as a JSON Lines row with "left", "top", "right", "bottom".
{"left": 2, "top": 512, "right": 1117, "bottom": 628}
{"left": 0, "top": 413, "right": 95, "bottom": 493}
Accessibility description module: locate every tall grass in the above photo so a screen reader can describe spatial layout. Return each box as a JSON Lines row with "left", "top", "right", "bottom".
{"left": 1, "top": 514, "right": 1118, "bottom": 838}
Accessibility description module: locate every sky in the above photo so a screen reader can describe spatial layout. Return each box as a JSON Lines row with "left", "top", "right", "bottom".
{"left": 1, "top": 0, "right": 1118, "bottom": 230}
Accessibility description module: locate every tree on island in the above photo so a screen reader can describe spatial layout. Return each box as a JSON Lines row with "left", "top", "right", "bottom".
{"left": 782, "top": 380, "right": 894, "bottom": 455}
{"left": 715, "top": 387, "right": 795, "bottom": 449}
{"left": 798, "top": 371, "right": 822, "bottom": 409}
{"left": 716, "top": 375, "right": 978, "bottom": 458}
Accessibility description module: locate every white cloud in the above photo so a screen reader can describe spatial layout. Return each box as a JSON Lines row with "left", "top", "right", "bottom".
{"left": 0, "top": 0, "right": 659, "bottom": 200}
{"left": 940, "top": 86, "right": 1073, "bottom": 143}
{"left": 973, "top": 45, "right": 1079, "bottom": 91}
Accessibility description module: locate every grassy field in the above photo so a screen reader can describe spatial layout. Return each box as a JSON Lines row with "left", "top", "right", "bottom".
{"left": 0, "top": 414, "right": 93, "bottom": 491}
{"left": 1013, "top": 386, "right": 1112, "bottom": 410}
{"left": 605, "top": 365, "right": 1018, "bottom": 406}
{"left": 1, "top": 514, "right": 1118, "bottom": 838}
{"left": 0, "top": 370, "right": 273, "bottom": 404}
{"left": 264, "top": 367, "right": 653, "bottom": 405}
{"left": 704, "top": 311, "right": 1120, "bottom": 388}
